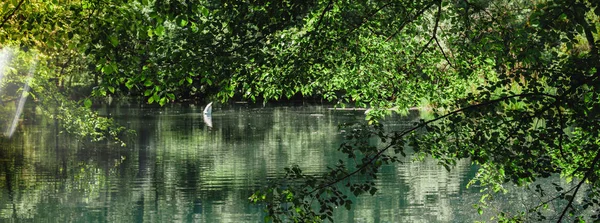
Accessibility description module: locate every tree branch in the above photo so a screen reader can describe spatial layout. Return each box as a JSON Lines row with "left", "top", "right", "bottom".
{"left": 0, "top": 0, "right": 26, "bottom": 30}
{"left": 557, "top": 148, "right": 600, "bottom": 222}
{"left": 310, "top": 92, "right": 558, "bottom": 193}
{"left": 571, "top": 2, "right": 598, "bottom": 57}
{"left": 345, "top": 1, "right": 395, "bottom": 36}
{"left": 314, "top": 0, "right": 335, "bottom": 33}
{"left": 408, "top": 1, "right": 442, "bottom": 67}
{"left": 385, "top": 1, "right": 436, "bottom": 42}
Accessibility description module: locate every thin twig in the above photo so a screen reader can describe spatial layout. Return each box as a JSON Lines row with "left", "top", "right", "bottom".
{"left": 346, "top": 1, "right": 395, "bottom": 36}
{"left": 530, "top": 183, "right": 579, "bottom": 212}
{"left": 557, "top": 148, "right": 600, "bottom": 222}
{"left": 557, "top": 99, "right": 568, "bottom": 161}
{"left": 407, "top": 1, "right": 442, "bottom": 67}
{"left": 314, "top": 0, "right": 335, "bottom": 33}
{"left": 385, "top": 1, "right": 436, "bottom": 42}
{"left": 435, "top": 36, "right": 455, "bottom": 69}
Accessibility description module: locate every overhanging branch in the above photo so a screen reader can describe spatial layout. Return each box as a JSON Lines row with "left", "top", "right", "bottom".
{"left": 310, "top": 92, "right": 558, "bottom": 193}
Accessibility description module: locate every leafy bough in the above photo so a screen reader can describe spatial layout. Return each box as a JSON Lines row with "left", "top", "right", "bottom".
{"left": 249, "top": 91, "right": 600, "bottom": 222}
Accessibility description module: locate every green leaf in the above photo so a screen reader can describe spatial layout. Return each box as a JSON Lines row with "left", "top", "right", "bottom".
{"left": 98, "top": 89, "right": 107, "bottom": 96}
{"left": 443, "top": 164, "right": 451, "bottom": 172}
{"left": 108, "top": 35, "right": 119, "bottom": 47}
{"left": 155, "top": 25, "right": 165, "bottom": 37}
{"left": 186, "top": 77, "right": 193, "bottom": 84}
{"left": 108, "top": 86, "right": 115, "bottom": 94}
{"left": 144, "top": 79, "right": 153, "bottom": 87}
{"left": 125, "top": 80, "right": 134, "bottom": 89}
{"left": 159, "top": 97, "right": 166, "bottom": 106}
{"left": 144, "top": 89, "right": 152, "bottom": 96}
{"left": 84, "top": 99, "right": 92, "bottom": 108}
{"left": 369, "top": 187, "right": 378, "bottom": 195}
{"left": 176, "top": 15, "right": 188, "bottom": 27}
{"left": 102, "top": 65, "right": 113, "bottom": 75}
{"left": 559, "top": 13, "right": 568, "bottom": 21}
{"left": 344, "top": 200, "right": 353, "bottom": 210}
{"left": 109, "top": 62, "right": 118, "bottom": 74}
{"left": 199, "top": 6, "right": 209, "bottom": 17}
{"left": 191, "top": 22, "right": 199, "bottom": 33}
{"left": 167, "top": 93, "right": 175, "bottom": 100}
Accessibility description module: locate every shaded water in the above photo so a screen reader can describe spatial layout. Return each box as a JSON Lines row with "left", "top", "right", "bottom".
{"left": 0, "top": 103, "right": 508, "bottom": 222}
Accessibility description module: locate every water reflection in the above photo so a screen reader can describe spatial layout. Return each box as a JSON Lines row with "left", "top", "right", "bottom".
{"left": 1, "top": 104, "right": 493, "bottom": 222}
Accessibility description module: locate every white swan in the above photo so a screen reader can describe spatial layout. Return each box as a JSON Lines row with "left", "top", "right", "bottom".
{"left": 203, "top": 102, "right": 212, "bottom": 116}
{"left": 202, "top": 102, "right": 213, "bottom": 128}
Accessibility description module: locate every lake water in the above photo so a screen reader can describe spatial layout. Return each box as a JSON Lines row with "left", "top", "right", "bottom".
{"left": 0, "top": 103, "right": 530, "bottom": 222}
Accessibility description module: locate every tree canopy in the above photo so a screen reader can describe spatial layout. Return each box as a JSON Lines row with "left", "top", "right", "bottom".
{"left": 2, "top": 0, "right": 600, "bottom": 222}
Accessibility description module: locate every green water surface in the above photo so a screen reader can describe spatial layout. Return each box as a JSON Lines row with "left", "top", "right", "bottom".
{"left": 0, "top": 103, "right": 503, "bottom": 222}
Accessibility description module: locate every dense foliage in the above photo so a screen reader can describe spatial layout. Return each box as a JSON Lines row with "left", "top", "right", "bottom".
{"left": 243, "top": 0, "right": 600, "bottom": 222}
{"left": 1, "top": 0, "right": 130, "bottom": 143}
{"left": 2, "top": 0, "right": 600, "bottom": 222}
